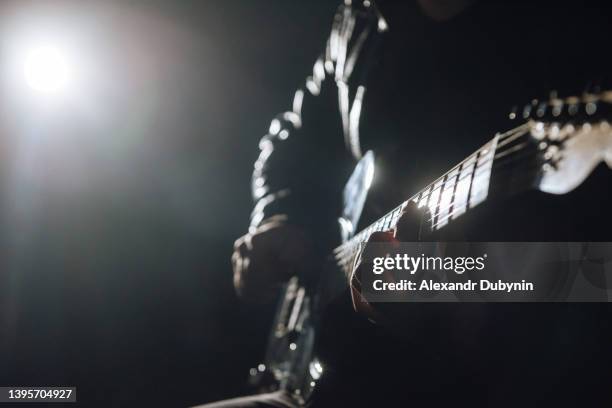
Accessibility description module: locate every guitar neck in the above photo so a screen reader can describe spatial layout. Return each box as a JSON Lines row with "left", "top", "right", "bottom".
{"left": 333, "top": 122, "right": 534, "bottom": 274}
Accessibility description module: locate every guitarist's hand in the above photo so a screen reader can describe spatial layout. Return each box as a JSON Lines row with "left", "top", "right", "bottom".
{"left": 232, "top": 215, "right": 312, "bottom": 303}
{"left": 349, "top": 202, "right": 425, "bottom": 322}
{"left": 349, "top": 230, "right": 398, "bottom": 322}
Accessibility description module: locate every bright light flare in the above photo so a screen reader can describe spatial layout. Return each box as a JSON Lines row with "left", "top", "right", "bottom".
{"left": 23, "top": 45, "right": 71, "bottom": 93}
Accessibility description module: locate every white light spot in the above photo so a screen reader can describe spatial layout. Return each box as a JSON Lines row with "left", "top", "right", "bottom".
{"left": 24, "top": 45, "right": 71, "bottom": 93}
{"left": 378, "top": 18, "right": 388, "bottom": 32}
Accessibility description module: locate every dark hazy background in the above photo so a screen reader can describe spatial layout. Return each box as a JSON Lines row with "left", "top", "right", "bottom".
{"left": 0, "top": 1, "right": 336, "bottom": 406}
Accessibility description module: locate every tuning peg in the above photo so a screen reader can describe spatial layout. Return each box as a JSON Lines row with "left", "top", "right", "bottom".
{"left": 522, "top": 102, "right": 533, "bottom": 119}
{"left": 566, "top": 96, "right": 580, "bottom": 116}
{"left": 522, "top": 104, "right": 530, "bottom": 119}
{"left": 585, "top": 99, "right": 598, "bottom": 116}
{"left": 550, "top": 97, "right": 564, "bottom": 118}
{"left": 525, "top": 99, "right": 540, "bottom": 119}
{"left": 536, "top": 101, "right": 548, "bottom": 118}
{"left": 580, "top": 88, "right": 600, "bottom": 116}
{"left": 509, "top": 106, "right": 518, "bottom": 120}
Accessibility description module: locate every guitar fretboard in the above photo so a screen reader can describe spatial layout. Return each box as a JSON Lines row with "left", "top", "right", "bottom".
{"left": 333, "top": 124, "right": 532, "bottom": 275}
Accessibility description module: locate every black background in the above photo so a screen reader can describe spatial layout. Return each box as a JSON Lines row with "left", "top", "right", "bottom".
{"left": 0, "top": 1, "right": 336, "bottom": 406}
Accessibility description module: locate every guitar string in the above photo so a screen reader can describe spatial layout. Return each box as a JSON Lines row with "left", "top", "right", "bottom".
{"left": 335, "top": 156, "right": 546, "bottom": 267}
{"left": 334, "top": 118, "right": 606, "bottom": 264}
{"left": 333, "top": 126, "right": 532, "bottom": 258}
{"left": 333, "top": 141, "right": 503, "bottom": 256}
{"left": 430, "top": 164, "right": 541, "bottom": 229}
{"left": 388, "top": 125, "right": 528, "bottom": 207}
{"left": 427, "top": 120, "right": 584, "bottom": 227}
{"left": 426, "top": 141, "right": 542, "bottom": 226}
{"left": 335, "top": 138, "right": 546, "bottom": 265}
{"left": 334, "top": 141, "right": 528, "bottom": 258}
{"left": 408, "top": 115, "right": 608, "bottom": 226}
{"left": 336, "top": 145, "right": 537, "bottom": 260}
{"left": 343, "top": 95, "right": 611, "bottom": 253}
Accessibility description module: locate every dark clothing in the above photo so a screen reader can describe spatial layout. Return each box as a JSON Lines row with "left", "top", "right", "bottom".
{"left": 215, "top": 1, "right": 612, "bottom": 406}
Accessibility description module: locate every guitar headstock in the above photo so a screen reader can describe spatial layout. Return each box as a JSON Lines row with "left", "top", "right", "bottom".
{"left": 510, "top": 90, "right": 611, "bottom": 123}
{"left": 508, "top": 90, "right": 612, "bottom": 194}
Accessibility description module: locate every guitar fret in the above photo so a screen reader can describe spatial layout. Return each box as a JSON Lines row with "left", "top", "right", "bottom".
{"left": 474, "top": 160, "right": 493, "bottom": 176}
{"left": 380, "top": 214, "right": 388, "bottom": 230}
{"left": 418, "top": 186, "right": 431, "bottom": 209}
{"left": 382, "top": 213, "right": 392, "bottom": 230}
{"left": 445, "top": 167, "right": 460, "bottom": 183}
{"left": 466, "top": 149, "right": 482, "bottom": 209}
{"left": 390, "top": 206, "right": 402, "bottom": 229}
{"left": 448, "top": 166, "right": 461, "bottom": 222}
{"left": 453, "top": 160, "right": 473, "bottom": 219}
{"left": 379, "top": 215, "right": 388, "bottom": 231}
{"left": 387, "top": 209, "right": 396, "bottom": 230}
{"left": 335, "top": 133, "right": 503, "bottom": 269}
{"left": 436, "top": 171, "right": 458, "bottom": 229}
{"left": 469, "top": 135, "right": 499, "bottom": 209}
{"left": 427, "top": 179, "right": 444, "bottom": 227}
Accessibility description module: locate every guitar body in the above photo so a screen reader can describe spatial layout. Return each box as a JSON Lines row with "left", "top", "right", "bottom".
{"left": 249, "top": 91, "right": 612, "bottom": 404}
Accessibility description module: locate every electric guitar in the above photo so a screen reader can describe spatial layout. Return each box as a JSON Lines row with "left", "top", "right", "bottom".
{"left": 248, "top": 90, "right": 612, "bottom": 404}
